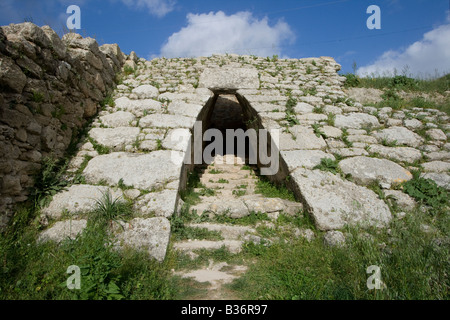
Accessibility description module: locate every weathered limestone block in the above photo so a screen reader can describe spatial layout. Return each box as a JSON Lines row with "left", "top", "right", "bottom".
{"left": 41, "top": 185, "right": 124, "bottom": 220}
{"left": 339, "top": 156, "right": 413, "bottom": 188}
{"left": 115, "top": 217, "right": 171, "bottom": 262}
{"left": 199, "top": 68, "right": 260, "bottom": 91}
{"left": 291, "top": 168, "right": 392, "bottom": 231}
{"left": 83, "top": 151, "right": 184, "bottom": 190}
{"left": 39, "top": 220, "right": 87, "bottom": 243}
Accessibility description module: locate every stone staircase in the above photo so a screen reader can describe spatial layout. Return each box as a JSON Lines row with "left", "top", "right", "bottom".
{"left": 173, "top": 154, "right": 302, "bottom": 257}
{"left": 172, "top": 155, "right": 303, "bottom": 298}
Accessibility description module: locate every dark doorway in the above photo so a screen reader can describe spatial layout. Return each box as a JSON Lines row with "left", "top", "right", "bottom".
{"left": 204, "top": 94, "right": 253, "bottom": 162}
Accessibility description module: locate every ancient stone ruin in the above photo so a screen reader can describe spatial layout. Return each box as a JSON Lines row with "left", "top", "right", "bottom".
{"left": 1, "top": 23, "right": 449, "bottom": 262}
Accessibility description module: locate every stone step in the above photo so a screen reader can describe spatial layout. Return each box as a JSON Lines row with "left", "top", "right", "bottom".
{"left": 200, "top": 172, "right": 257, "bottom": 182}
{"left": 173, "top": 240, "right": 244, "bottom": 258}
{"left": 187, "top": 223, "right": 256, "bottom": 240}
{"left": 210, "top": 189, "right": 255, "bottom": 198}
{"left": 199, "top": 185, "right": 256, "bottom": 193}
{"left": 209, "top": 183, "right": 256, "bottom": 189}
{"left": 190, "top": 195, "right": 303, "bottom": 216}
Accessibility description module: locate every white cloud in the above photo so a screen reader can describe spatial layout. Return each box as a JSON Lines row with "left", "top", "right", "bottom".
{"left": 119, "top": 0, "right": 175, "bottom": 17}
{"left": 357, "top": 22, "right": 450, "bottom": 78}
{"left": 160, "top": 11, "right": 295, "bottom": 58}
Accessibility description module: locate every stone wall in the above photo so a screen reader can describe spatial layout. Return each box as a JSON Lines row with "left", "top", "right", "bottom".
{"left": 0, "top": 23, "right": 125, "bottom": 229}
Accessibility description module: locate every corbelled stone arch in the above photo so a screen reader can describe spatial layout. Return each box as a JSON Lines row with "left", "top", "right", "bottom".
{"left": 179, "top": 67, "right": 292, "bottom": 200}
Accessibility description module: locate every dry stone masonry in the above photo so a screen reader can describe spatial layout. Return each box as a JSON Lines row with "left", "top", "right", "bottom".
{"left": 1, "top": 24, "right": 449, "bottom": 262}
{"left": 0, "top": 23, "right": 125, "bottom": 228}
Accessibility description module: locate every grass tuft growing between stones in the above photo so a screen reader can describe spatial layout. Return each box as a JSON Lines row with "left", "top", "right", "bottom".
{"left": 313, "top": 158, "right": 341, "bottom": 175}
{"left": 254, "top": 176, "right": 296, "bottom": 202}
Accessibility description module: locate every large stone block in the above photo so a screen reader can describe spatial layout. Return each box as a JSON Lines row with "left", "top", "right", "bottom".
{"left": 291, "top": 168, "right": 392, "bottom": 231}
{"left": 199, "top": 68, "right": 260, "bottom": 91}
{"left": 83, "top": 151, "right": 184, "bottom": 190}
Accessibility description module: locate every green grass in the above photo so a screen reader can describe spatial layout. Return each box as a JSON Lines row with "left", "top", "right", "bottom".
{"left": 213, "top": 211, "right": 271, "bottom": 226}
{"left": 170, "top": 206, "right": 223, "bottom": 242}
{"left": 342, "top": 73, "right": 450, "bottom": 115}
{"left": 230, "top": 209, "right": 449, "bottom": 300}
{"left": 91, "top": 190, "right": 133, "bottom": 227}
{"left": 326, "top": 113, "right": 336, "bottom": 126}
{"left": 381, "top": 138, "right": 398, "bottom": 147}
{"left": 255, "top": 177, "right": 296, "bottom": 202}
{"left": 100, "top": 95, "right": 115, "bottom": 108}
{"left": 344, "top": 73, "right": 450, "bottom": 93}
{"left": 88, "top": 137, "right": 111, "bottom": 155}
{"left": 232, "top": 189, "right": 247, "bottom": 197}
{"left": 0, "top": 202, "right": 177, "bottom": 300}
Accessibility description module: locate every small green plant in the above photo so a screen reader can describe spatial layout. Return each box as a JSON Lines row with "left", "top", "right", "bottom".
{"left": 326, "top": 113, "right": 336, "bottom": 126}
{"left": 304, "top": 87, "right": 318, "bottom": 96}
{"left": 382, "top": 138, "right": 397, "bottom": 147}
{"left": 209, "top": 169, "right": 223, "bottom": 174}
{"left": 343, "top": 73, "right": 360, "bottom": 87}
{"left": 403, "top": 171, "right": 448, "bottom": 210}
{"left": 312, "top": 123, "right": 327, "bottom": 139}
{"left": 217, "top": 179, "right": 229, "bottom": 184}
{"left": 132, "top": 137, "right": 141, "bottom": 149}
{"left": 232, "top": 189, "right": 247, "bottom": 197}
{"left": 378, "top": 89, "right": 404, "bottom": 110}
{"left": 100, "top": 95, "right": 115, "bottom": 108}
{"left": 341, "top": 129, "right": 353, "bottom": 147}
{"left": 151, "top": 81, "right": 161, "bottom": 89}
{"left": 117, "top": 178, "right": 133, "bottom": 191}
{"left": 31, "top": 91, "right": 45, "bottom": 103}
{"left": 51, "top": 105, "right": 66, "bottom": 119}
{"left": 156, "top": 139, "right": 163, "bottom": 150}
{"left": 89, "top": 138, "right": 111, "bottom": 155}
{"left": 123, "top": 65, "right": 135, "bottom": 76}
{"left": 313, "top": 106, "right": 324, "bottom": 114}
{"left": 92, "top": 190, "right": 132, "bottom": 227}
{"left": 198, "top": 187, "right": 216, "bottom": 197}
{"left": 285, "top": 97, "right": 297, "bottom": 113}
{"left": 313, "top": 158, "right": 340, "bottom": 175}
{"left": 389, "top": 75, "right": 417, "bottom": 89}
{"left": 31, "top": 157, "right": 68, "bottom": 208}
{"left": 285, "top": 113, "right": 299, "bottom": 127}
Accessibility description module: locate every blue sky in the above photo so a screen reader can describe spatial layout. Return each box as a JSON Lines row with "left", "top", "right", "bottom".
{"left": 1, "top": 0, "right": 449, "bottom": 77}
